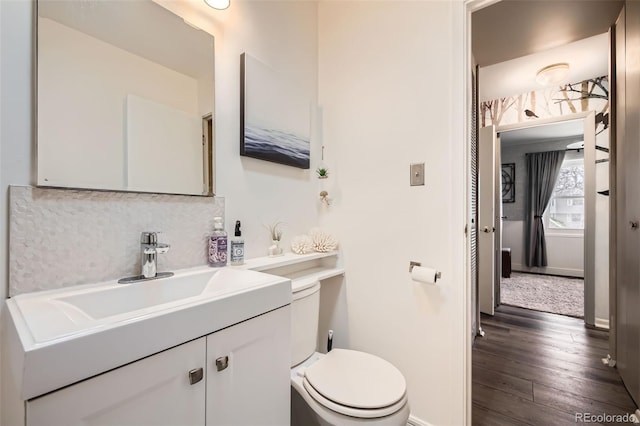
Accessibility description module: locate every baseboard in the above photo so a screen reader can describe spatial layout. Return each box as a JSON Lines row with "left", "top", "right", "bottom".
{"left": 595, "top": 317, "right": 610, "bottom": 330}
{"left": 511, "top": 263, "right": 583, "bottom": 278}
{"left": 408, "top": 415, "right": 434, "bottom": 426}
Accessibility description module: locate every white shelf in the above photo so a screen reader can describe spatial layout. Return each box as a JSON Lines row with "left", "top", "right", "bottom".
{"left": 237, "top": 251, "right": 339, "bottom": 272}
{"left": 231, "top": 251, "right": 344, "bottom": 287}
{"left": 282, "top": 265, "right": 345, "bottom": 288}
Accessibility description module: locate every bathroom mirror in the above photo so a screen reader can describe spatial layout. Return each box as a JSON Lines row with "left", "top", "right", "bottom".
{"left": 37, "top": 0, "right": 215, "bottom": 196}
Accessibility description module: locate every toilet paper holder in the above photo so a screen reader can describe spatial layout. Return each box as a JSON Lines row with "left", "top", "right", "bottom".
{"left": 409, "top": 261, "right": 442, "bottom": 279}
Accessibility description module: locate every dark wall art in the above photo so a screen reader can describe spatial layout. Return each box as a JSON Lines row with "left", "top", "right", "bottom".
{"left": 502, "top": 163, "right": 515, "bottom": 203}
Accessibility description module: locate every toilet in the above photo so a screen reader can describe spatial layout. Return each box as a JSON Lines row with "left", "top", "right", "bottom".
{"left": 290, "top": 280, "right": 410, "bottom": 426}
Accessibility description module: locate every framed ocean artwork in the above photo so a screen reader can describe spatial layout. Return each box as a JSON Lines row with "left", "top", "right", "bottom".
{"left": 240, "top": 53, "right": 310, "bottom": 169}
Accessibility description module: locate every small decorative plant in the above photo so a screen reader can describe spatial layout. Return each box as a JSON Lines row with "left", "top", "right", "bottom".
{"left": 267, "top": 221, "right": 284, "bottom": 242}
{"left": 316, "top": 167, "right": 329, "bottom": 179}
{"left": 267, "top": 221, "right": 284, "bottom": 256}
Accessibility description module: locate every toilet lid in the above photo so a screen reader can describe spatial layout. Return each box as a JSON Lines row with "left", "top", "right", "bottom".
{"left": 303, "top": 349, "right": 406, "bottom": 410}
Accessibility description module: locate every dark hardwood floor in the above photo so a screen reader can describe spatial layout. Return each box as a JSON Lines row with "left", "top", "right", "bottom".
{"left": 472, "top": 305, "right": 637, "bottom": 425}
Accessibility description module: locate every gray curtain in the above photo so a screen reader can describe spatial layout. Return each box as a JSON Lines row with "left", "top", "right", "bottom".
{"left": 525, "top": 150, "right": 565, "bottom": 267}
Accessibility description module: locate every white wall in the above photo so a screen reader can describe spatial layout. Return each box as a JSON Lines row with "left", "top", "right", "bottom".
{"left": 1, "top": 0, "right": 35, "bottom": 420}
{"left": 503, "top": 220, "right": 584, "bottom": 277}
{"left": 212, "top": 1, "right": 320, "bottom": 257}
{"left": 158, "top": 0, "right": 321, "bottom": 258}
{"left": 1, "top": 0, "right": 321, "bottom": 419}
{"left": 318, "top": 2, "right": 467, "bottom": 424}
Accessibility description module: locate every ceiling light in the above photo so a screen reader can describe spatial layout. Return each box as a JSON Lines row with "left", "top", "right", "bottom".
{"left": 535, "top": 63, "right": 570, "bottom": 86}
{"left": 204, "top": 0, "right": 230, "bottom": 10}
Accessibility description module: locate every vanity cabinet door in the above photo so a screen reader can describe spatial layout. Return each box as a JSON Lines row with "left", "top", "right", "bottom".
{"left": 206, "top": 306, "right": 291, "bottom": 426}
{"left": 27, "top": 338, "right": 207, "bottom": 426}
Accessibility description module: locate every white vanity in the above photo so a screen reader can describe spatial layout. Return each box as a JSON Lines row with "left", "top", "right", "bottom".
{"left": 4, "top": 267, "right": 292, "bottom": 426}
{"left": 4, "top": 251, "right": 343, "bottom": 426}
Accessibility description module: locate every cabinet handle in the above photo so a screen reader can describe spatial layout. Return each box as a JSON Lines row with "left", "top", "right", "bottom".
{"left": 631, "top": 221, "right": 639, "bottom": 230}
{"left": 216, "top": 356, "right": 229, "bottom": 372}
{"left": 188, "top": 368, "right": 203, "bottom": 385}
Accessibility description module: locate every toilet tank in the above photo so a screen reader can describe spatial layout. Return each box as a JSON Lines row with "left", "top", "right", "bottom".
{"left": 291, "top": 281, "right": 321, "bottom": 367}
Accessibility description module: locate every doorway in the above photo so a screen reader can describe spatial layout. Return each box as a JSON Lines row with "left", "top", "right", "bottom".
{"left": 466, "top": 0, "right": 628, "bottom": 422}
{"left": 476, "top": 89, "right": 610, "bottom": 328}
{"left": 473, "top": 28, "right": 613, "bottom": 328}
{"left": 497, "top": 118, "right": 591, "bottom": 320}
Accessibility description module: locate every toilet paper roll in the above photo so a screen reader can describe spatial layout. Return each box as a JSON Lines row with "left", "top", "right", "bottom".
{"left": 411, "top": 266, "right": 439, "bottom": 284}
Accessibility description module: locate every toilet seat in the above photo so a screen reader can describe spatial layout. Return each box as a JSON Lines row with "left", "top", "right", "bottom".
{"left": 302, "top": 349, "right": 407, "bottom": 419}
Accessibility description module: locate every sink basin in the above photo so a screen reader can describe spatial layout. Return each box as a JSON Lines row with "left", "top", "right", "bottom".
{"left": 6, "top": 266, "right": 291, "bottom": 400}
{"left": 13, "top": 267, "right": 286, "bottom": 344}
{"left": 57, "top": 272, "right": 212, "bottom": 321}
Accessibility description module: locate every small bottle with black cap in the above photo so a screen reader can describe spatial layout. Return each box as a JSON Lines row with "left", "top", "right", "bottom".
{"left": 230, "top": 220, "right": 245, "bottom": 266}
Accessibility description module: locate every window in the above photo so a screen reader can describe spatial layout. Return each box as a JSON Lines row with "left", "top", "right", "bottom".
{"left": 545, "top": 157, "right": 585, "bottom": 230}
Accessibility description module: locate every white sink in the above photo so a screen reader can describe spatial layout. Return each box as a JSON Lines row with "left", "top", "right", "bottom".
{"left": 6, "top": 266, "right": 291, "bottom": 400}
{"left": 14, "top": 267, "right": 284, "bottom": 344}
{"left": 57, "top": 273, "right": 210, "bottom": 321}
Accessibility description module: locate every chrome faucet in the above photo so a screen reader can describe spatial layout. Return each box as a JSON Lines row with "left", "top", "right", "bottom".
{"left": 141, "top": 232, "right": 170, "bottom": 278}
{"left": 118, "top": 232, "right": 174, "bottom": 284}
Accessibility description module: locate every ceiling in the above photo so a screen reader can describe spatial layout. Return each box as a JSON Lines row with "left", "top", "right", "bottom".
{"left": 472, "top": 0, "right": 623, "bottom": 67}
{"left": 39, "top": 0, "right": 214, "bottom": 80}
{"left": 475, "top": 2, "right": 612, "bottom": 151}
{"left": 474, "top": 0, "right": 623, "bottom": 102}
{"left": 479, "top": 33, "right": 608, "bottom": 101}
{"left": 500, "top": 119, "right": 584, "bottom": 147}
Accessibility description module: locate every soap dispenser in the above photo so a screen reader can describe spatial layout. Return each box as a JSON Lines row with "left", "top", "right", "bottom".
{"left": 209, "top": 217, "right": 227, "bottom": 267}
{"left": 230, "top": 220, "right": 245, "bottom": 266}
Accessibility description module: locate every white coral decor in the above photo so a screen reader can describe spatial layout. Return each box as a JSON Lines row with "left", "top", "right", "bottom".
{"left": 291, "top": 235, "right": 313, "bottom": 255}
{"left": 309, "top": 228, "right": 338, "bottom": 253}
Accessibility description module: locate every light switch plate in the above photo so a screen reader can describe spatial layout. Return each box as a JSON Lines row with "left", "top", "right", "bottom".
{"left": 410, "top": 163, "right": 425, "bottom": 186}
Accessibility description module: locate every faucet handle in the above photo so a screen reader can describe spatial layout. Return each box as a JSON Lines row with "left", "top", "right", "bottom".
{"left": 141, "top": 232, "right": 159, "bottom": 244}
{"left": 143, "top": 244, "right": 170, "bottom": 255}
{"left": 155, "top": 244, "right": 170, "bottom": 254}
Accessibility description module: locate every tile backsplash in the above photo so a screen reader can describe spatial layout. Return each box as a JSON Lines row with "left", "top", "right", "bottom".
{"left": 9, "top": 186, "right": 224, "bottom": 296}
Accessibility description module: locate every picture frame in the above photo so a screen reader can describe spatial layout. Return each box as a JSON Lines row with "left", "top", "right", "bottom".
{"left": 501, "top": 163, "right": 515, "bottom": 203}
{"left": 240, "top": 53, "right": 310, "bottom": 169}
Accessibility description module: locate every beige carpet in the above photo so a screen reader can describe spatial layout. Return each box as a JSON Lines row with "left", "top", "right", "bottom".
{"left": 500, "top": 272, "right": 584, "bottom": 318}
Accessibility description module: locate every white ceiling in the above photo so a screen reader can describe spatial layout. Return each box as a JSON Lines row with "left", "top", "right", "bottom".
{"left": 473, "top": 0, "right": 622, "bottom": 103}
{"left": 479, "top": 33, "right": 609, "bottom": 102}
{"left": 472, "top": 0, "right": 623, "bottom": 67}
{"left": 39, "top": 0, "right": 214, "bottom": 80}
{"left": 500, "top": 119, "right": 584, "bottom": 147}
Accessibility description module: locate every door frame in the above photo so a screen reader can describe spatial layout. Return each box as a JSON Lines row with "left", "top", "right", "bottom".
{"left": 462, "top": 1, "right": 501, "bottom": 423}
{"left": 462, "top": 0, "right": 500, "bottom": 424}
{"left": 478, "top": 125, "right": 499, "bottom": 316}
{"left": 463, "top": 0, "right": 616, "bottom": 420}
{"left": 495, "top": 112, "right": 596, "bottom": 325}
